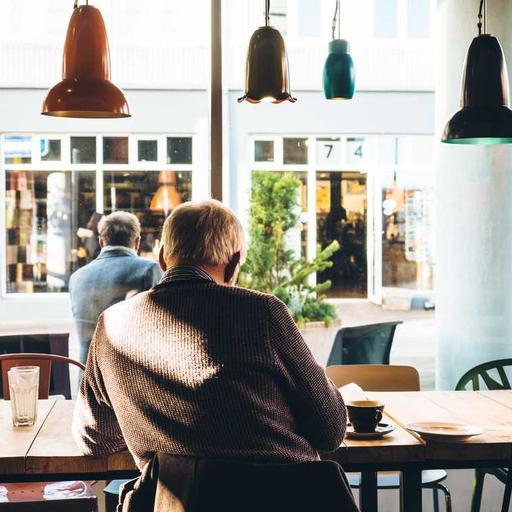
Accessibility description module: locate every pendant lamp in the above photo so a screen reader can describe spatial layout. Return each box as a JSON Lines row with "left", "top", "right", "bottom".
{"left": 42, "top": 1, "right": 130, "bottom": 118}
{"left": 238, "top": 0, "right": 296, "bottom": 104}
{"left": 150, "top": 171, "right": 183, "bottom": 215}
{"left": 442, "top": 0, "right": 512, "bottom": 144}
{"left": 323, "top": 0, "right": 355, "bottom": 100}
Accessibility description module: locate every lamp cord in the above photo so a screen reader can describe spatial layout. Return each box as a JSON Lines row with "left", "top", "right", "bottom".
{"left": 332, "top": 0, "right": 341, "bottom": 40}
{"left": 477, "top": 0, "right": 485, "bottom": 35}
{"left": 265, "top": 0, "right": 270, "bottom": 26}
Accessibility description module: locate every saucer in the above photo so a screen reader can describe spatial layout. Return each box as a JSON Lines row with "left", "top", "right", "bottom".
{"left": 406, "top": 422, "right": 483, "bottom": 442}
{"left": 346, "top": 422, "right": 395, "bottom": 439}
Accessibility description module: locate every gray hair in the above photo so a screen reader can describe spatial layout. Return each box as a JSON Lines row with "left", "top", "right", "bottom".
{"left": 98, "top": 211, "right": 141, "bottom": 248}
{"left": 161, "top": 200, "right": 245, "bottom": 266}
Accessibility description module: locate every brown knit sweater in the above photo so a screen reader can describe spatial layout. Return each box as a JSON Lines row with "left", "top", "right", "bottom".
{"left": 73, "top": 281, "right": 347, "bottom": 469}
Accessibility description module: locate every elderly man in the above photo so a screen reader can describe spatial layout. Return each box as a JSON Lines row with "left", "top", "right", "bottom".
{"left": 69, "top": 211, "right": 162, "bottom": 365}
{"left": 73, "top": 200, "right": 346, "bottom": 474}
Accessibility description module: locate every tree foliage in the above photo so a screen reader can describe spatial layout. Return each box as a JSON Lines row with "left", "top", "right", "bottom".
{"left": 239, "top": 171, "right": 339, "bottom": 327}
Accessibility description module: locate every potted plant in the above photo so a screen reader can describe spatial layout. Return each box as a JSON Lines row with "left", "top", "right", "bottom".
{"left": 239, "top": 171, "right": 340, "bottom": 328}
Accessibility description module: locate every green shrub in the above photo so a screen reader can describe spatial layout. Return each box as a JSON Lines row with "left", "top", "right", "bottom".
{"left": 239, "top": 171, "right": 339, "bottom": 326}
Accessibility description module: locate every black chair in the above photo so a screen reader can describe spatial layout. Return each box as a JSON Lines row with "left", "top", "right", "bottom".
{"left": 118, "top": 454, "right": 359, "bottom": 512}
{"left": 455, "top": 359, "right": 512, "bottom": 512}
{"left": 326, "top": 321, "right": 402, "bottom": 366}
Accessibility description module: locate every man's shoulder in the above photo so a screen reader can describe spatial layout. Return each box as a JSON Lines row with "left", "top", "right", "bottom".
{"left": 214, "top": 285, "right": 281, "bottom": 308}
{"left": 103, "top": 289, "right": 151, "bottom": 317}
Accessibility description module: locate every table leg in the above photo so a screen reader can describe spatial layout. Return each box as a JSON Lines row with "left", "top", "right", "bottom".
{"left": 400, "top": 466, "right": 422, "bottom": 512}
{"left": 359, "top": 470, "right": 378, "bottom": 512}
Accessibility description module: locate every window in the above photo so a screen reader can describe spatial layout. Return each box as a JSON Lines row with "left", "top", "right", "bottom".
{"left": 103, "top": 137, "right": 129, "bottom": 164}
{"left": 316, "top": 138, "right": 341, "bottom": 166}
{"left": 382, "top": 171, "right": 434, "bottom": 290}
{"left": 70, "top": 137, "right": 96, "bottom": 164}
{"left": 167, "top": 137, "right": 192, "bottom": 164}
{"left": 3, "top": 134, "right": 196, "bottom": 294}
{"left": 5, "top": 170, "right": 96, "bottom": 293}
{"left": 283, "top": 138, "right": 308, "bottom": 165}
{"left": 254, "top": 140, "right": 274, "bottom": 162}
{"left": 407, "top": 0, "right": 430, "bottom": 38}
{"left": 104, "top": 170, "right": 192, "bottom": 259}
{"left": 316, "top": 171, "right": 367, "bottom": 298}
{"left": 297, "top": 0, "right": 321, "bottom": 38}
{"left": 4, "top": 135, "right": 31, "bottom": 164}
{"left": 374, "top": 0, "right": 398, "bottom": 39}
{"left": 138, "top": 140, "right": 158, "bottom": 162}
{"left": 40, "top": 139, "right": 61, "bottom": 162}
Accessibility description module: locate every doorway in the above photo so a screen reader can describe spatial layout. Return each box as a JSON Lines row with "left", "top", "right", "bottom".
{"left": 316, "top": 171, "right": 368, "bottom": 298}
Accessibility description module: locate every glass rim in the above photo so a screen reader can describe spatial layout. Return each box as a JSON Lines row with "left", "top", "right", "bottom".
{"left": 8, "top": 366, "right": 40, "bottom": 373}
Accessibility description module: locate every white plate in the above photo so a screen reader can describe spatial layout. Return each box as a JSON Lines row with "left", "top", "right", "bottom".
{"left": 346, "top": 422, "right": 395, "bottom": 439}
{"left": 406, "top": 422, "right": 483, "bottom": 442}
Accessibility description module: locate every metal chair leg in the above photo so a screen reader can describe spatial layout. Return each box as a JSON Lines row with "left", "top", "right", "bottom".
{"left": 501, "top": 468, "right": 512, "bottom": 512}
{"left": 428, "top": 482, "right": 452, "bottom": 512}
{"left": 471, "top": 469, "right": 486, "bottom": 512}
{"left": 432, "top": 487, "right": 440, "bottom": 512}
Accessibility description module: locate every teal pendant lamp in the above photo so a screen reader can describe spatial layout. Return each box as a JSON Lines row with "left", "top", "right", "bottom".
{"left": 323, "top": 0, "right": 355, "bottom": 100}
{"left": 442, "top": 0, "right": 512, "bottom": 144}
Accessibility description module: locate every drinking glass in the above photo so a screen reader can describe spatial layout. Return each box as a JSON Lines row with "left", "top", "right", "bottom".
{"left": 8, "top": 366, "right": 39, "bottom": 427}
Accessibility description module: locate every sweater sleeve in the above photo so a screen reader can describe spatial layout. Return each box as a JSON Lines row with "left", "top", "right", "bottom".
{"left": 267, "top": 295, "right": 347, "bottom": 452}
{"left": 72, "top": 314, "right": 127, "bottom": 456}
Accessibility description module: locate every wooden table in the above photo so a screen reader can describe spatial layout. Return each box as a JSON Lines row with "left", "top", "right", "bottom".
{"left": 328, "top": 390, "right": 512, "bottom": 512}
{"left": 1, "top": 392, "right": 512, "bottom": 512}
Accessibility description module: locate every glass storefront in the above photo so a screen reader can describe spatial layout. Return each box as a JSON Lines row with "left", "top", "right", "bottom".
{"left": 3, "top": 133, "right": 195, "bottom": 294}
{"left": 249, "top": 134, "right": 434, "bottom": 301}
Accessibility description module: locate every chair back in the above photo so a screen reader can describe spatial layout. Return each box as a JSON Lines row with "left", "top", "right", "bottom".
{"left": 0, "top": 353, "right": 85, "bottom": 399}
{"left": 455, "top": 358, "right": 512, "bottom": 391}
{"left": 326, "top": 321, "right": 402, "bottom": 366}
{"left": 119, "top": 454, "right": 359, "bottom": 512}
{"left": 326, "top": 364, "right": 420, "bottom": 391}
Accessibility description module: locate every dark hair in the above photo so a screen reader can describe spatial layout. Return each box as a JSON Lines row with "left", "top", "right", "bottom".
{"left": 98, "top": 211, "right": 141, "bottom": 247}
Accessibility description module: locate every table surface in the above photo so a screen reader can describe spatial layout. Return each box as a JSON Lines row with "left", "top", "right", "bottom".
{"left": 1, "top": 390, "right": 512, "bottom": 478}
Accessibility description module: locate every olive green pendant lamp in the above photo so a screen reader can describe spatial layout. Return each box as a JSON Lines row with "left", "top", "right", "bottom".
{"left": 42, "top": 0, "right": 130, "bottom": 118}
{"left": 238, "top": 0, "right": 296, "bottom": 104}
{"left": 442, "top": 0, "right": 512, "bottom": 144}
{"left": 323, "top": 0, "right": 355, "bottom": 100}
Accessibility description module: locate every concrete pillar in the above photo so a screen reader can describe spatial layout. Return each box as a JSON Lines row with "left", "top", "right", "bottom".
{"left": 436, "top": 0, "right": 512, "bottom": 389}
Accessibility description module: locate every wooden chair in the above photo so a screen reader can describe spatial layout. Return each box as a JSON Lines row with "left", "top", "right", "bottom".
{"left": 327, "top": 364, "right": 452, "bottom": 512}
{"left": 326, "top": 321, "right": 402, "bottom": 366}
{"left": 0, "top": 353, "right": 85, "bottom": 400}
{"left": 0, "top": 353, "right": 97, "bottom": 512}
{"left": 0, "top": 333, "right": 73, "bottom": 398}
{"left": 455, "top": 358, "right": 512, "bottom": 512}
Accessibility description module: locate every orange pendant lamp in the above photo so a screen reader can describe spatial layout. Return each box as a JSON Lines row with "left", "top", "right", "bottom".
{"left": 42, "top": 1, "right": 130, "bottom": 118}
{"left": 150, "top": 171, "right": 183, "bottom": 216}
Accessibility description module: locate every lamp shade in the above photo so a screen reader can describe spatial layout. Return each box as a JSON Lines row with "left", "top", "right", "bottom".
{"left": 150, "top": 171, "right": 182, "bottom": 214}
{"left": 42, "top": 5, "right": 130, "bottom": 118}
{"left": 323, "top": 39, "right": 355, "bottom": 100}
{"left": 442, "top": 34, "right": 512, "bottom": 144}
{"left": 238, "top": 26, "right": 296, "bottom": 104}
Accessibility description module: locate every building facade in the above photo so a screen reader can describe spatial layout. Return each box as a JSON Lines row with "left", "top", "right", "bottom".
{"left": 0, "top": 0, "right": 435, "bottom": 331}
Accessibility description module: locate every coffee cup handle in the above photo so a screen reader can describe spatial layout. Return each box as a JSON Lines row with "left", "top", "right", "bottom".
{"left": 375, "top": 410, "right": 383, "bottom": 424}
